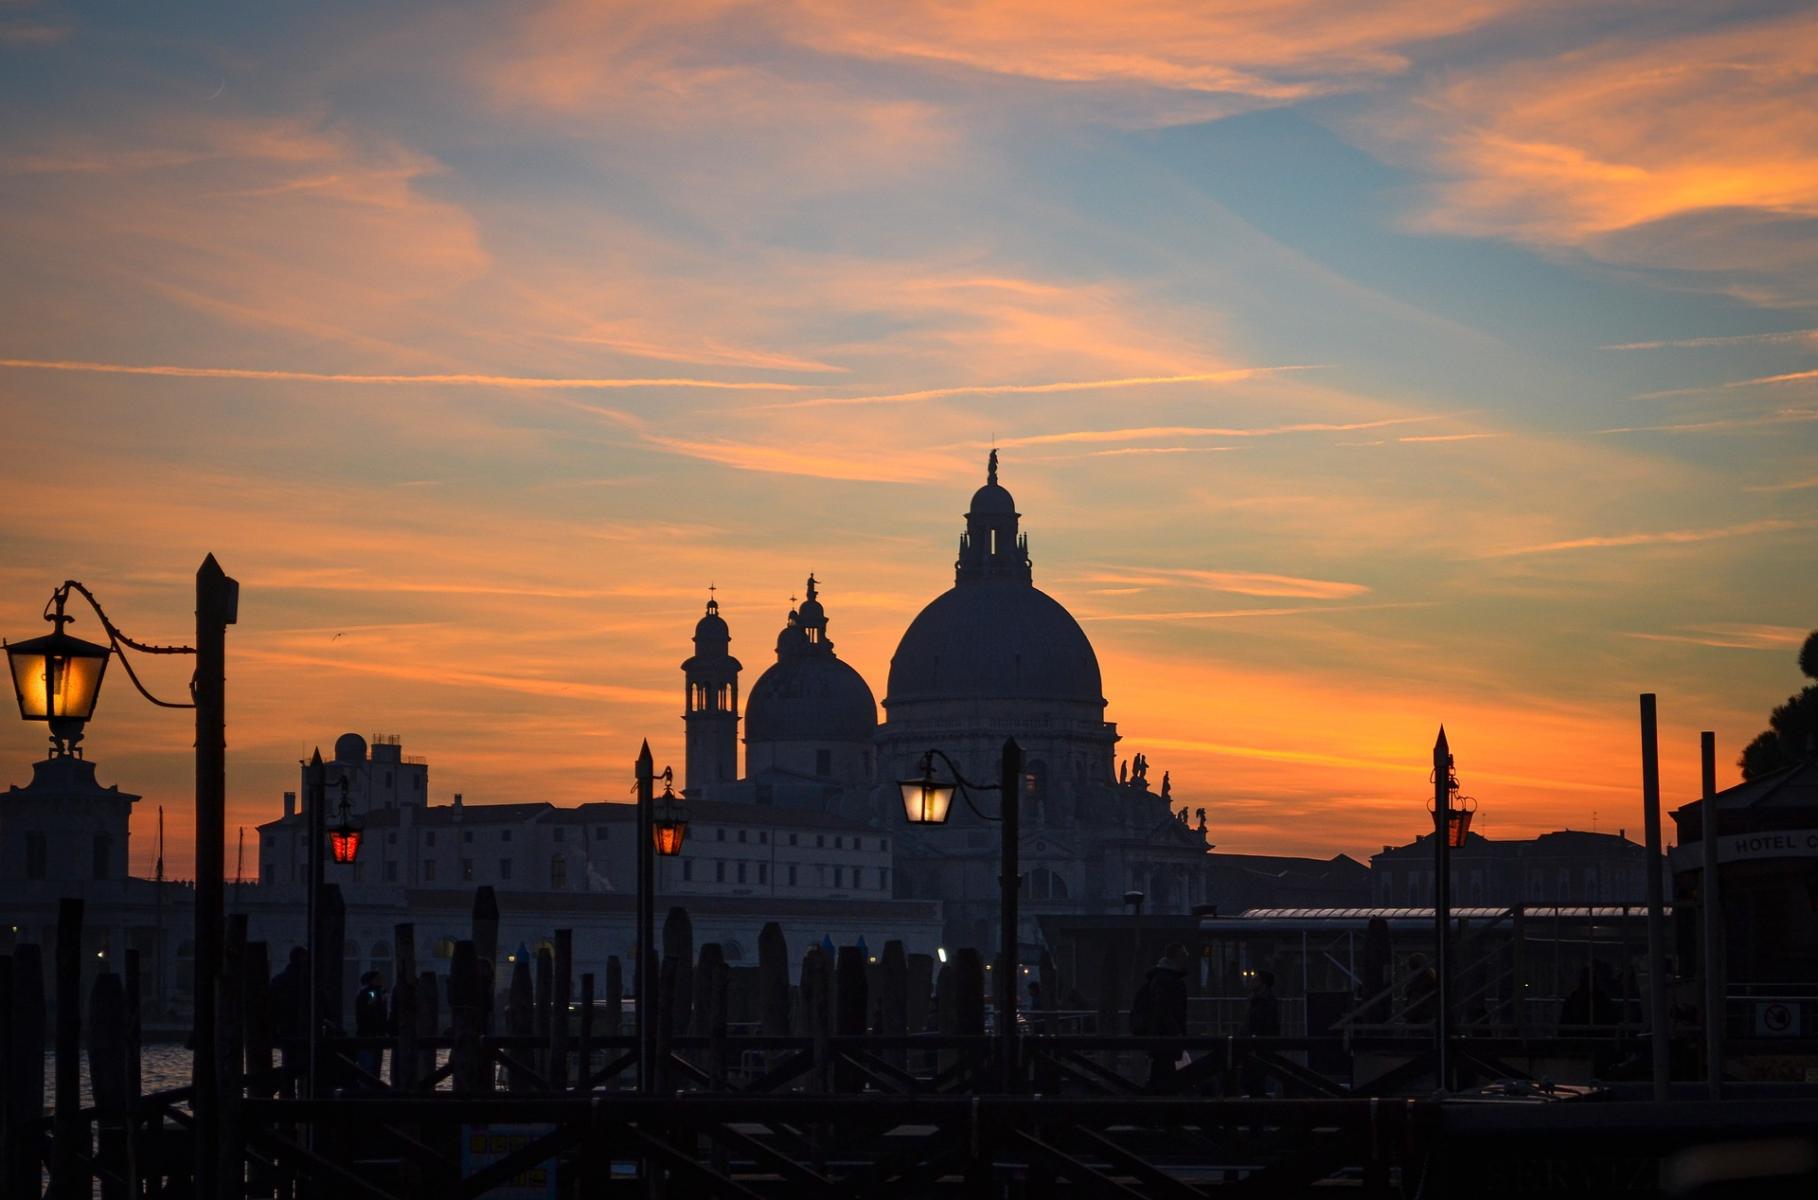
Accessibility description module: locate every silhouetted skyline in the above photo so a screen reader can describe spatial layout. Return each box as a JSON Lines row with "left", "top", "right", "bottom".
{"left": 1, "top": 4, "right": 1814, "bottom": 874}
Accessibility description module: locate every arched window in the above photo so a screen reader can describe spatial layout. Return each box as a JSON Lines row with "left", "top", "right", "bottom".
{"left": 1020, "top": 868, "right": 1069, "bottom": 901}
{"left": 551, "top": 855, "right": 568, "bottom": 889}
{"left": 721, "top": 939, "right": 745, "bottom": 963}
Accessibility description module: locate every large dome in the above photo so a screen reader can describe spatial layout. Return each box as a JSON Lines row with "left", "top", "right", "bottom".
{"left": 747, "top": 655, "right": 877, "bottom": 743}
{"left": 885, "top": 580, "right": 1104, "bottom": 709}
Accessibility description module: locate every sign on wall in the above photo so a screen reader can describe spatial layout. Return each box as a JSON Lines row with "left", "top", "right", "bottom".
{"left": 1670, "top": 828, "right": 1818, "bottom": 870}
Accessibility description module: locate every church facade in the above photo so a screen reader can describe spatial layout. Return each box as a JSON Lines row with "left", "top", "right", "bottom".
{"left": 687, "top": 453, "right": 1213, "bottom": 950}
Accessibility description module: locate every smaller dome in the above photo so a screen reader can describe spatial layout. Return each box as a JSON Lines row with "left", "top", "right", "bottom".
{"left": 776, "top": 614, "right": 808, "bottom": 655}
{"left": 746, "top": 655, "right": 877, "bottom": 744}
{"left": 969, "top": 482, "right": 1016, "bottom": 515}
{"left": 334, "top": 732, "right": 367, "bottom": 764}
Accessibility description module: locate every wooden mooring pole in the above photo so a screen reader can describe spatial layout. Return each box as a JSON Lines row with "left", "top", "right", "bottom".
{"left": 1640, "top": 694, "right": 1671, "bottom": 1102}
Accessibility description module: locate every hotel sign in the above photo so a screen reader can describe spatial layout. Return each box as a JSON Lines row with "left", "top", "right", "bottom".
{"left": 1672, "top": 829, "right": 1818, "bottom": 869}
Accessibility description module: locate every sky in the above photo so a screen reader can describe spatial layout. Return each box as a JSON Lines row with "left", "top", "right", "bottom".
{"left": 1, "top": 1, "right": 1814, "bottom": 878}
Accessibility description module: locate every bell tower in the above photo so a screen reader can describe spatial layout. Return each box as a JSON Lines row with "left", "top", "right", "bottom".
{"left": 681, "top": 592, "right": 741, "bottom": 798}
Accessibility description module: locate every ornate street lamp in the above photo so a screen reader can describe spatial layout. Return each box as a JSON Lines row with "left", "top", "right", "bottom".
{"left": 897, "top": 739, "right": 1024, "bottom": 1091}
{"left": 329, "top": 784, "right": 363, "bottom": 865}
{"left": 1427, "top": 761, "right": 1477, "bottom": 849}
{"left": 7, "top": 563, "right": 238, "bottom": 1195}
{"left": 651, "top": 766, "right": 689, "bottom": 856}
{"left": 898, "top": 755, "right": 958, "bottom": 825}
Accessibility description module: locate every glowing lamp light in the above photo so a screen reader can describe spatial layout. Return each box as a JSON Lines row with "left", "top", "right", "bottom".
{"left": 329, "top": 787, "right": 363, "bottom": 865}
{"left": 899, "top": 760, "right": 957, "bottom": 825}
{"left": 652, "top": 785, "right": 689, "bottom": 857}
{"left": 6, "top": 625, "right": 110, "bottom": 725}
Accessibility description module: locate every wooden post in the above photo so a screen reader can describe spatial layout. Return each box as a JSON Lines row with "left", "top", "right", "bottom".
{"left": 1039, "top": 948, "right": 1058, "bottom": 1037}
{"left": 89, "top": 971, "right": 130, "bottom": 1200}
{"left": 52, "top": 897, "right": 84, "bottom": 1200}
{"left": 1700, "top": 731, "right": 1725, "bottom": 1100}
{"left": 955, "top": 949, "right": 985, "bottom": 1036}
{"left": 1433, "top": 727, "right": 1452, "bottom": 1093}
{"left": 450, "top": 940, "right": 484, "bottom": 1093}
{"left": 216, "top": 914, "right": 246, "bottom": 1199}
{"left": 706, "top": 955, "right": 729, "bottom": 1091}
{"left": 318, "top": 883, "right": 346, "bottom": 1034}
{"left": 935, "top": 958, "right": 957, "bottom": 1078}
{"left": 997, "top": 738, "right": 1023, "bottom": 1093}
{"left": 1640, "top": 694, "right": 1671, "bottom": 1102}
{"left": 534, "top": 944, "right": 553, "bottom": 1080}
{"left": 604, "top": 957, "right": 622, "bottom": 1092}
{"left": 243, "top": 941, "right": 272, "bottom": 1097}
{"left": 664, "top": 907, "right": 694, "bottom": 1036}
{"left": 471, "top": 887, "right": 500, "bottom": 974}
{"left": 193, "top": 554, "right": 237, "bottom": 1200}
{"left": 635, "top": 742, "right": 654, "bottom": 1096}
{"left": 391, "top": 925, "right": 418, "bottom": 1090}
{"left": 578, "top": 972, "right": 594, "bottom": 1091}
{"left": 880, "top": 941, "right": 908, "bottom": 1069}
{"left": 758, "top": 924, "right": 790, "bottom": 1039}
{"left": 655, "top": 955, "right": 679, "bottom": 1094}
{"left": 122, "top": 947, "right": 142, "bottom": 1194}
{"left": 834, "top": 946, "right": 866, "bottom": 1091}
{"left": 801, "top": 948, "right": 831, "bottom": 1092}
{"left": 692, "top": 944, "right": 724, "bottom": 1038}
{"left": 415, "top": 970, "right": 439, "bottom": 1085}
{"left": 552, "top": 930, "right": 572, "bottom": 1090}
{"left": 507, "top": 952, "right": 534, "bottom": 1091}
{"left": 6, "top": 945, "right": 46, "bottom": 1200}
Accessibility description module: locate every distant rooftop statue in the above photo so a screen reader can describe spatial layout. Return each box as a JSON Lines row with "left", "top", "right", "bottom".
{"left": 987, "top": 447, "right": 998, "bottom": 485}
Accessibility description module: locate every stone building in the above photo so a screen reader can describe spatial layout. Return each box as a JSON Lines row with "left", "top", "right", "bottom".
{"left": 1371, "top": 828, "right": 1654, "bottom": 907}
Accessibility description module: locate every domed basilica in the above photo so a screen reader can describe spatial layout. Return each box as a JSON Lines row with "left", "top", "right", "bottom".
{"left": 682, "top": 453, "right": 1212, "bottom": 948}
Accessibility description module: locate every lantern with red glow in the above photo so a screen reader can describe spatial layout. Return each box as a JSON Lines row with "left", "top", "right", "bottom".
{"left": 1428, "top": 765, "right": 1478, "bottom": 849}
{"left": 329, "top": 784, "right": 363, "bottom": 864}
{"left": 651, "top": 769, "right": 689, "bottom": 857}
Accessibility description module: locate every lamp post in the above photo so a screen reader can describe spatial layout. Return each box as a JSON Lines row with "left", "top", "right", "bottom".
{"left": 899, "top": 736, "right": 1023, "bottom": 1091}
{"left": 634, "top": 744, "right": 685, "bottom": 1094}
{"left": 1429, "top": 727, "right": 1469, "bottom": 1092}
{"left": 5, "top": 560, "right": 237, "bottom": 1197}
{"left": 303, "top": 753, "right": 354, "bottom": 1102}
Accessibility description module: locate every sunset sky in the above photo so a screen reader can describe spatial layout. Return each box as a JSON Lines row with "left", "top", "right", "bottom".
{"left": 2, "top": 2, "right": 1814, "bottom": 877}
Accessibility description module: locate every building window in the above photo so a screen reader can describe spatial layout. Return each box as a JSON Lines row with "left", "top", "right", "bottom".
{"left": 788, "top": 865, "right": 798, "bottom": 886}
{"left": 880, "top": 838, "right": 889, "bottom": 852}
{"left": 758, "top": 864, "right": 768, "bottom": 884}
{"left": 385, "top": 861, "right": 399, "bottom": 883}
{"left": 384, "top": 771, "right": 392, "bottom": 786}
{"left": 551, "top": 856, "right": 567, "bottom": 889}
{"left": 717, "top": 828, "right": 726, "bottom": 842}
{"left": 738, "top": 829, "right": 747, "bottom": 844}
{"left": 93, "top": 834, "right": 111, "bottom": 880}
{"left": 387, "top": 832, "right": 398, "bottom": 845}
{"left": 833, "top": 866, "right": 844, "bottom": 888}
{"left": 501, "top": 830, "right": 512, "bottom": 843}
{"left": 463, "top": 831, "right": 474, "bottom": 844}
{"left": 834, "top": 836, "right": 843, "bottom": 850}
{"left": 737, "top": 862, "right": 747, "bottom": 884}
{"left": 426, "top": 832, "right": 437, "bottom": 847}
{"left": 554, "top": 827, "right": 566, "bottom": 843}
{"left": 759, "top": 831, "right": 768, "bottom": 845}
{"left": 414, "top": 775, "right": 422, "bottom": 791}
{"left": 715, "top": 861, "right": 726, "bottom": 883}
{"left": 789, "top": 834, "right": 798, "bottom": 847}
{"left": 461, "top": 859, "right": 474, "bottom": 881}
{"left": 816, "top": 835, "right": 825, "bottom": 848}
{"left": 424, "top": 859, "right": 437, "bottom": 883}
{"left": 816, "top": 749, "right": 831, "bottom": 777}
{"left": 595, "top": 827, "right": 608, "bottom": 841}
{"left": 880, "top": 868, "right": 889, "bottom": 891}
{"left": 682, "top": 860, "right": 693, "bottom": 881}
{"left": 499, "top": 858, "right": 512, "bottom": 880}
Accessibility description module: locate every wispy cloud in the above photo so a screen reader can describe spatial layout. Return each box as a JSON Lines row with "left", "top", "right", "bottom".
{"left": 765, "top": 367, "right": 1321, "bottom": 411}
{"left": 1600, "top": 407, "right": 1818, "bottom": 434}
{"left": 638, "top": 434, "right": 962, "bottom": 483}
{"left": 1084, "top": 601, "right": 1424, "bottom": 623}
{"left": 0, "top": 357, "right": 806, "bottom": 392}
{"left": 1478, "top": 518, "right": 1810, "bottom": 559}
{"left": 1078, "top": 567, "right": 1370, "bottom": 600}
{"left": 986, "top": 416, "right": 1432, "bottom": 449}
{"left": 1745, "top": 475, "right": 1818, "bottom": 493}
{"left": 1627, "top": 623, "right": 1811, "bottom": 651}
{"left": 1397, "top": 432, "right": 1502, "bottom": 443}
{"left": 1602, "top": 330, "right": 1818, "bottom": 351}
